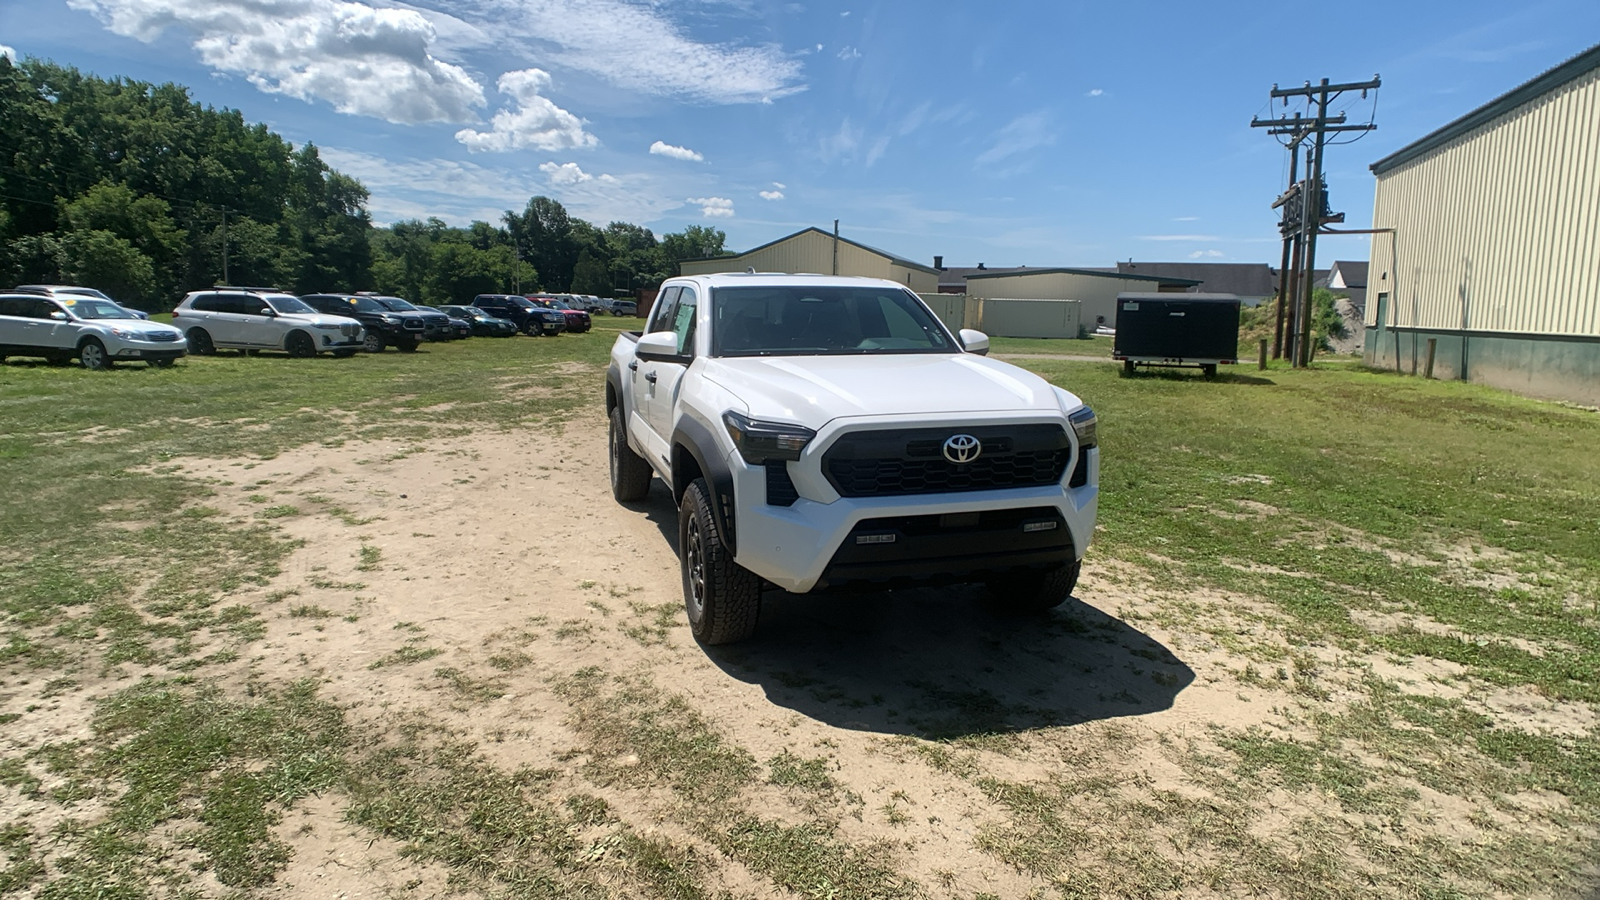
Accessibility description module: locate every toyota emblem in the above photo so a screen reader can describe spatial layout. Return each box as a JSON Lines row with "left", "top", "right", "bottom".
{"left": 942, "top": 434, "right": 982, "bottom": 464}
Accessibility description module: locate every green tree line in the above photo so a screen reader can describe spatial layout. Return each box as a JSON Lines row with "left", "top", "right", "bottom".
{"left": 0, "top": 57, "right": 729, "bottom": 310}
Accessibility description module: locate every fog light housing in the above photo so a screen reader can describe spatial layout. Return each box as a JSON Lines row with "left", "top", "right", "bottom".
{"left": 1023, "top": 520, "right": 1058, "bottom": 533}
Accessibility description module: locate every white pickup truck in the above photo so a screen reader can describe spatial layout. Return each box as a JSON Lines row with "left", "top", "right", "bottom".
{"left": 606, "top": 273, "right": 1099, "bottom": 644}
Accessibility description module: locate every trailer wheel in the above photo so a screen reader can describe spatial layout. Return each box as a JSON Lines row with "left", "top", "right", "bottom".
{"left": 1202, "top": 364, "right": 1218, "bottom": 378}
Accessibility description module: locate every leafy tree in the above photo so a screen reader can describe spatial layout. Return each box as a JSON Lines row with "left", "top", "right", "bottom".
{"left": 570, "top": 249, "right": 609, "bottom": 296}
{"left": 503, "top": 196, "right": 577, "bottom": 291}
{"left": 60, "top": 230, "right": 157, "bottom": 305}
{"left": 660, "top": 225, "right": 730, "bottom": 276}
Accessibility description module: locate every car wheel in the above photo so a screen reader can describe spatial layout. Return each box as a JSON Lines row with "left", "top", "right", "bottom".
{"left": 187, "top": 328, "right": 215, "bottom": 355}
{"left": 523, "top": 321, "right": 541, "bottom": 336}
{"left": 984, "top": 560, "right": 1080, "bottom": 614}
{"left": 333, "top": 349, "right": 356, "bottom": 358}
{"left": 609, "top": 405, "right": 653, "bottom": 503}
{"left": 286, "top": 331, "right": 316, "bottom": 358}
{"left": 362, "top": 332, "right": 385, "bottom": 353}
{"left": 397, "top": 339, "right": 419, "bottom": 353}
{"left": 79, "top": 339, "right": 112, "bottom": 370}
{"left": 149, "top": 358, "right": 176, "bottom": 369}
{"left": 680, "top": 478, "right": 761, "bottom": 645}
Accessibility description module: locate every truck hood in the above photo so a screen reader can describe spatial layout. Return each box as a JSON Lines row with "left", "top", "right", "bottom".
{"left": 700, "top": 354, "right": 1081, "bottom": 429}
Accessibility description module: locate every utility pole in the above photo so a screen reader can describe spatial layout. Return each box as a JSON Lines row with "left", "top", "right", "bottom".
{"left": 832, "top": 219, "right": 840, "bottom": 276}
{"left": 1269, "top": 130, "right": 1302, "bottom": 360}
{"left": 1252, "top": 75, "right": 1379, "bottom": 367}
{"left": 220, "top": 208, "right": 229, "bottom": 285}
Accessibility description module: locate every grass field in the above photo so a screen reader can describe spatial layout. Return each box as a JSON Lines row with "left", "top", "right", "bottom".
{"left": 1, "top": 324, "right": 1597, "bottom": 898}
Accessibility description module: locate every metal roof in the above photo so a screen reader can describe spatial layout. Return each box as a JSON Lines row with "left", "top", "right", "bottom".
{"left": 1115, "top": 262, "right": 1277, "bottom": 296}
{"left": 682, "top": 227, "right": 940, "bottom": 274}
{"left": 1371, "top": 42, "right": 1600, "bottom": 175}
{"left": 964, "top": 266, "right": 1201, "bottom": 286}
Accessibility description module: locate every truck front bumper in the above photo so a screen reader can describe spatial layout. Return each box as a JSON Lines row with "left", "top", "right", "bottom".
{"left": 729, "top": 449, "right": 1098, "bottom": 594}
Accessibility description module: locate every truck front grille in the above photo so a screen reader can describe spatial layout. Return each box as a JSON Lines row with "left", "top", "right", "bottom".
{"left": 823, "top": 424, "right": 1072, "bottom": 497}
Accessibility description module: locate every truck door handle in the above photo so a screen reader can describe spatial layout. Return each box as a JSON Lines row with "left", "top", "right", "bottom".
{"left": 628, "top": 361, "right": 638, "bottom": 371}
{"left": 645, "top": 372, "right": 657, "bottom": 384}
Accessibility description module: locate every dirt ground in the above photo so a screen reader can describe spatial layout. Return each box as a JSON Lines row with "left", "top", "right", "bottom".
{"left": 127, "top": 411, "right": 1591, "bottom": 898}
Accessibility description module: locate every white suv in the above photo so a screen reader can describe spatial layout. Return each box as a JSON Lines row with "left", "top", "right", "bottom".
{"left": 0, "top": 292, "right": 186, "bottom": 369}
{"left": 173, "top": 289, "right": 364, "bottom": 357}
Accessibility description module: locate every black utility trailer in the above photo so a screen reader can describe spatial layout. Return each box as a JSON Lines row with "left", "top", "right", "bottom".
{"left": 1113, "top": 292, "right": 1241, "bottom": 377}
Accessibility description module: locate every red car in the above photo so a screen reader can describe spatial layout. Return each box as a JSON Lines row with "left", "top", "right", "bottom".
{"left": 526, "top": 295, "right": 591, "bottom": 333}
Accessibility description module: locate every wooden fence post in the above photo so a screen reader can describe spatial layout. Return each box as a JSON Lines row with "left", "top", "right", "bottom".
{"left": 1259, "top": 338, "right": 1268, "bottom": 371}
{"left": 1424, "top": 338, "right": 1437, "bottom": 379}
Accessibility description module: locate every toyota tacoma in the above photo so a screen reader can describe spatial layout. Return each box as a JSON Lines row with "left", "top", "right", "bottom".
{"left": 605, "top": 273, "right": 1098, "bottom": 644}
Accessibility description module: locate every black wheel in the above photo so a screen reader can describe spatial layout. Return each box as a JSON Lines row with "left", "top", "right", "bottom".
{"left": 187, "top": 328, "right": 215, "bottom": 356}
{"left": 609, "top": 405, "right": 653, "bottom": 502}
{"left": 523, "top": 321, "right": 541, "bottom": 336}
{"left": 286, "top": 331, "right": 316, "bottom": 358}
{"left": 1122, "top": 360, "right": 1135, "bottom": 376}
{"left": 79, "top": 339, "right": 112, "bottom": 370}
{"left": 333, "top": 349, "right": 356, "bottom": 358}
{"left": 149, "top": 358, "right": 176, "bottom": 369}
{"left": 1202, "top": 364, "right": 1218, "bottom": 378}
{"left": 362, "top": 332, "right": 385, "bottom": 353}
{"left": 396, "top": 339, "right": 419, "bottom": 353}
{"left": 680, "top": 478, "right": 761, "bottom": 645}
{"left": 984, "top": 560, "right": 1081, "bottom": 614}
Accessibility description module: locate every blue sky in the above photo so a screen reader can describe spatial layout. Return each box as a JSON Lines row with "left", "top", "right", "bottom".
{"left": 4, "top": 0, "right": 1597, "bottom": 269}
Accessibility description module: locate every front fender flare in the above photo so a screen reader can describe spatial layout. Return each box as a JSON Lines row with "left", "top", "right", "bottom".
{"left": 672, "top": 414, "right": 737, "bottom": 555}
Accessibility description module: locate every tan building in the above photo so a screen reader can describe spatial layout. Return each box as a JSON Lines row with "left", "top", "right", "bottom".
{"left": 1365, "top": 43, "right": 1600, "bottom": 405}
{"left": 964, "top": 267, "right": 1198, "bottom": 332}
{"left": 678, "top": 227, "right": 939, "bottom": 293}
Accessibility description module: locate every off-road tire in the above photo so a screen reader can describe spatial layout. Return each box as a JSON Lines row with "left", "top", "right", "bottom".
{"left": 609, "top": 405, "right": 653, "bottom": 502}
{"left": 680, "top": 478, "right": 761, "bottom": 645}
{"left": 984, "top": 560, "right": 1080, "bottom": 614}
{"left": 286, "top": 330, "right": 316, "bottom": 358}
{"left": 79, "top": 339, "right": 111, "bottom": 370}
{"left": 187, "top": 328, "right": 215, "bottom": 355}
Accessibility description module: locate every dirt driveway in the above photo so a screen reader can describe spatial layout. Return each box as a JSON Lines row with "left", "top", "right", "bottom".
{"left": 129, "top": 411, "right": 1590, "bottom": 899}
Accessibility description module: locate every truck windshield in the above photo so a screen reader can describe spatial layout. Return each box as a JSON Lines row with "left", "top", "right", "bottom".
{"left": 374, "top": 297, "right": 418, "bottom": 311}
{"left": 711, "top": 287, "right": 956, "bottom": 357}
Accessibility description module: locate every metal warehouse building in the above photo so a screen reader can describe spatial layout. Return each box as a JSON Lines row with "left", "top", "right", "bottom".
{"left": 964, "top": 267, "right": 1199, "bottom": 332}
{"left": 679, "top": 227, "right": 940, "bottom": 293}
{"left": 1366, "top": 43, "right": 1600, "bottom": 405}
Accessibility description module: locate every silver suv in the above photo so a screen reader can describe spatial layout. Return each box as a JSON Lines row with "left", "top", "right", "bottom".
{"left": 173, "top": 288, "right": 364, "bottom": 357}
{"left": 0, "top": 292, "right": 186, "bottom": 369}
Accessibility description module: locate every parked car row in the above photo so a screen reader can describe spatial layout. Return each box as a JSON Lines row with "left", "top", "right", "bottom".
{"left": 0, "top": 284, "right": 612, "bottom": 369}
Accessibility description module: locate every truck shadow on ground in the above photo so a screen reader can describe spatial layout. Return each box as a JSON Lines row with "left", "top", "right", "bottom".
{"left": 632, "top": 487, "right": 1195, "bottom": 739}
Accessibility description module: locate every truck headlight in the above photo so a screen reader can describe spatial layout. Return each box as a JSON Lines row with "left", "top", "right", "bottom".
{"left": 722, "top": 411, "right": 815, "bottom": 465}
{"left": 1068, "top": 406, "right": 1097, "bottom": 450}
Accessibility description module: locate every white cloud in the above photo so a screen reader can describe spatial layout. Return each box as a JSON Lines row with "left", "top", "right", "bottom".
{"left": 1086, "top": 88, "right": 1103, "bottom": 97}
{"left": 455, "top": 68, "right": 596, "bottom": 152}
{"left": 772, "top": 182, "right": 786, "bottom": 190}
{"left": 539, "top": 161, "right": 616, "bottom": 185}
{"left": 66, "top": 0, "right": 485, "bottom": 124}
{"left": 649, "top": 140, "right": 704, "bottom": 162}
{"left": 1172, "top": 216, "right": 1200, "bottom": 222}
{"left": 975, "top": 110, "right": 1055, "bottom": 167}
{"left": 688, "top": 196, "right": 735, "bottom": 218}
{"left": 0, "top": 44, "right": 15, "bottom": 62}
{"left": 1188, "top": 250, "right": 1226, "bottom": 259}
{"left": 461, "top": 0, "right": 803, "bottom": 103}
{"left": 321, "top": 147, "right": 682, "bottom": 225}
{"left": 836, "top": 46, "right": 860, "bottom": 60}
{"left": 758, "top": 190, "right": 784, "bottom": 200}
{"left": 1140, "top": 234, "right": 1221, "bottom": 241}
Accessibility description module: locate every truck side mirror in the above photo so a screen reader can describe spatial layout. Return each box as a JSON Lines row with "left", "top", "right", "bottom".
{"left": 636, "top": 330, "right": 690, "bottom": 364}
{"left": 959, "top": 329, "right": 990, "bottom": 356}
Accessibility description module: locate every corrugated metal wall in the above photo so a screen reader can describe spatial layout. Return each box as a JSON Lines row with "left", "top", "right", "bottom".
{"left": 964, "top": 272, "right": 1146, "bottom": 328}
{"left": 975, "top": 298, "right": 1083, "bottom": 339}
{"left": 1368, "top": 67, "right": 1600, "bottom": 337}
{"left": 917, "top": 293, "right": 970, "bottom": 334}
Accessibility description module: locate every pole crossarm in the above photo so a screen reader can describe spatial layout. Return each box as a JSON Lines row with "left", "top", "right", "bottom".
{"left": 1270, "top": 76, "right": 1381, "bottom": 98}
{"left": 1251, "top": 112, "right": 1348, "bottom": 129}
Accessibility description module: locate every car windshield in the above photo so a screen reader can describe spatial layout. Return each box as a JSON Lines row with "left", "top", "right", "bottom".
{"left": 509, "top": 298, "right": 535, "bottom": 309}
{"left": 269, "top": 297, "right": 315, "bottom": 314}
{"left": 712, "top": 286, "right": 956, "bottom": 357}
{"left": 374, "top": 297, "right": 418, "bottom": 311}
{"left": 61, "top": 298, "right": 136, "bottom": 320}
{"left": 548, "top": 300, "right": 573, "bottom": 310}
